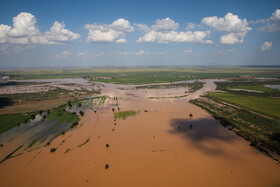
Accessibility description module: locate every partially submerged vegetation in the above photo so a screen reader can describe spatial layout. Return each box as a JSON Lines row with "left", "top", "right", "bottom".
{"left": 98, "top": 96, "right": 106, "bottom": 105}
{"left": 0, "top": 112, "right": 38, "bottom": 134}
{"left": 45, "top": 105, "right": 79, "bottom": 125}
{"left": 65, "top": 138, "right": 90, "bottom": 154}
{"left": 136, "top": 81, "right": 205, "bottom": 92}
{"left": 0, "top": 100, "right": 81, "bottom": 164}
{"left": 114, "top": 110, "right": 139, "bottom": 120}
{"left": 215, "top": 80, "right": 280, "bottom": 97}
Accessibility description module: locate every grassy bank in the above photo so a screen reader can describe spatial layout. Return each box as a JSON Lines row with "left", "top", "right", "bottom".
{"left": 208, "top": 92, "right": 280, "bottom": 120}
{"left": 135, "top": 81, "right": 205, "bottom": 92}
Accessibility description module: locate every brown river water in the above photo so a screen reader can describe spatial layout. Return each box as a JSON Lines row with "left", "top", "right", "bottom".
{"left": 0, "top": 79, "right": 280, "bottom": 187}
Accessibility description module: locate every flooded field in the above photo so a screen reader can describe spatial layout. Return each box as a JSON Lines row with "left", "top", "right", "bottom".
{"left": 0, "top": 79, "right": 280, "bottom": 187}
{"left": 266, "top": 85, "right": 280, "bottom": 90}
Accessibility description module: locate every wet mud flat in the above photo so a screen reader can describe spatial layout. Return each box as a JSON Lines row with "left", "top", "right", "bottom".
{"left": 0, "top": 80, "right": 280, "bottom": 187}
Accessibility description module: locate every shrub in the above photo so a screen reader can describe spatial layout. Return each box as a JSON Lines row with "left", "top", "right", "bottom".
{"left": 250, "top": 142, "right": 257, "bottom": 146}
{"left": 105, "top": 164, "right": 109, "bottom": 169}
{"left": 30, "top": 114, "right": 36, "bottom": 120}
{"left": 79, "top": 111, "right": 84, "bottom": 116}
{"left": 71, "top": 121, "right": 79, "bottom": 128}
{"left": 106, "top": 144, "right": 109, "bottom": 148}
{"left": 270, "top": 132, "right": 280, "bottom": 142}
{"left": 50, "top": 148, "right": 57, "bottom": 152}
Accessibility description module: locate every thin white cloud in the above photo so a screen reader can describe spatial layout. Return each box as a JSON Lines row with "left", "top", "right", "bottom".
{"left": 186, "top": 23, "right": 197, "bottom": 30}
{"left": 14, "top": 45, "right": 36, "bottom": 53}
{"left": 116, "top": 38, "right": 127, "bottom": 43}
{"left": 135, "top": 23, "right": 151, "bottom": 33}
{"left": 151, "top": 18, "right": 179, "bottom": 32}
{"left": 76, "top": 52, "right": 87, "bottom": 59}
{"left": 184, "top": 49, "right": 193, "bottom": 53}
{"left": 0, "top": 44, "right": 8, "bottom": 51}
{"left": 261, "top": 41, "right": 272, "bottom": 51}
{"left": 118, "top": 51, "right": 131, "bottom": 55}
{"left": 93, "top": 52, "right": 104, "bottom": 58}
{"left": 85, "top": 18, "right": 134, "bottom": 43}
{"left": 153, "top": 52, "right": 164, "bottom": 55}
{"left": 136, "top": 49, "right": 146, "bottom": 55}
{"left": 201, "top": 13, "right": 251, "bottom": 44}
{"left": 135, "top": 50, "right": 162, "bottom": 55}
{"left": 212, "top": 49, "right": 236, "bottom": 55}
{"left": 256, "top": 9, "right": 280, "bottom": 33}
{"left": 0, "top": 12, "right": 80, "bottom": 44}
{"left": 55, "top": 51, "right": 72, "bottom": 59}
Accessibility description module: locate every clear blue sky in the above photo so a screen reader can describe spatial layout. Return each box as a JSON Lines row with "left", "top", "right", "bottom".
{"left": 0, "top": 0, "right": 279, "bottom": 68}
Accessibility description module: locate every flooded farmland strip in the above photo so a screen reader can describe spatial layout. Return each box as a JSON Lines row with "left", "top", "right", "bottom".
{"left": 0, "top": 79, "right": 279, "bottom": 187}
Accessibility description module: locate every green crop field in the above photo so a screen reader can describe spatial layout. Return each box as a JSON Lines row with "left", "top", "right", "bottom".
{"left": 231, "top": 85, "right": 276, "bottom": 92}
{"left": 1, "top": 67, "right": 280, "bottom": 84}
{"left": 45, "top": 106, "right": 79, "bottom": 125}
{"left": 114, "top": 110, "right": 139, "bottom": 120}
{"left": 208, "top": 92, "right": 280, "bottom": 119}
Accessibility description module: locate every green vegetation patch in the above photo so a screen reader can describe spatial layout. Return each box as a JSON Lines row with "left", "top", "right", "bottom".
{"left": 208, "top": 92, "right": 280, "bottom": 120}
{"left": 231, "top": 85, "right": 276, "bottom": 92}
{"left": 114, "top": 110, "right": 139, "bottom": 120}
{"left": 45, "top": 105, "right": 79, "bottom": 125}
{"left": 99, "top": 96, "right": 106, "bottom": 105}
{"left": 4, "top": 67, "right": 280, "bottom": 84}
{"left": 0, "top": 112, "right": 38, "bottom": 134}
{"left": 215, "top": 80, "right": 280, "bottom": 97}
{"left": 135, "top": 81, "right": 204, "bottom": 92}
{"left": 0, "top": 88, "right": 70, "bottom": 102}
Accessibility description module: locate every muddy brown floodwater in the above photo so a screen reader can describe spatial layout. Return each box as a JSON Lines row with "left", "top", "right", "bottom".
{"left": 0, "top": 79, "right": 280, "bottom": 187}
